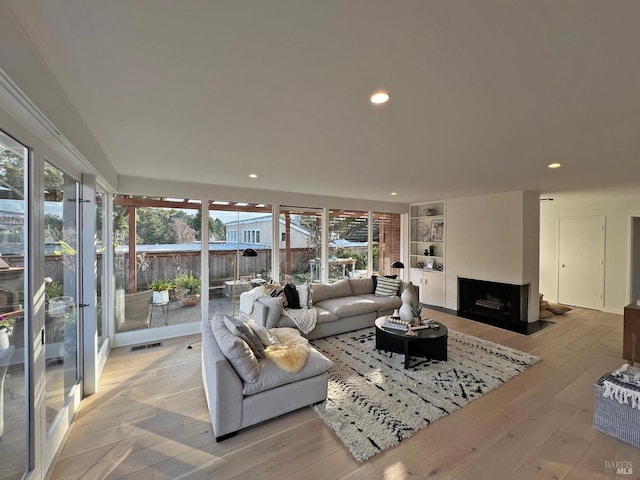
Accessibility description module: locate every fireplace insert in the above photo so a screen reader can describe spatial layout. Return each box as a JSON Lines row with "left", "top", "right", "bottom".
{"left": 458, "top": 277, "right": 529, "bottom": 326}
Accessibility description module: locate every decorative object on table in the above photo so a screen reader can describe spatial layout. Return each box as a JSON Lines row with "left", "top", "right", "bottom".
{"left": 430, "top": 219, "right": 444, "bottom": 242}
{"left": 174, "top": 271, "right": 202, "bottom": 306}
{"left": 417, "top": 261, "right": 424, "bottom": 269}
{"left": 426, "top": 259, "right": 434, "bottom": 270}
{"left": 429, "top": 245, "right": 435, "bottom": 256}
{"left": 423, "top": 249, "right": 429, "bottom": 256}
{"left": 151, "top": 279, "right": 172, "bottom": 305}
{"left": 311, "top": 328, "right": 540, "bottom": 462}
{"left": 415, "top": 222, "right": 430, "bottom": 241}
{"left": 411, "top": 306, "right": 422, "bottom": 326}
{"left": 391, "top": 309, "right": 400, "bottom": 320}
{"left": 382, "top": 316, "right": 409, "bottom": 331}
{"left": 434, "top": 262, "right": 444, "bottom": 271}
{"left": 399, "top": 282, "right": 419, "bottom": 322}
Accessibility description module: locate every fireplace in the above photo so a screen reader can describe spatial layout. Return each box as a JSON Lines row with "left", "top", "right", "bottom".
{"left": 458, "top": 277, "right": 529, "bottom": 329}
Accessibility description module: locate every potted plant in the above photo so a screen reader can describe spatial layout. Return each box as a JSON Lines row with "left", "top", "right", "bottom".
{"left": 151, "top": 279, "right": 172, "bottom": 305}
{"left": 0, "top": 316, "right": 15, "bottom": 350}
{"left": 174, "top": 271, "right": 201, "bottom": 306}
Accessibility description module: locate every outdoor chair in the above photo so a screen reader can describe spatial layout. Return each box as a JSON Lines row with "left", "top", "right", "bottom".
{"left": 117, "top": 290, "right": 153, "bottom": 333}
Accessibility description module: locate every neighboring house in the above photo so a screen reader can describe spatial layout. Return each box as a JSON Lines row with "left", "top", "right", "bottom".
{"left": 224, "top": 215, "right": 311, "bottom": 249}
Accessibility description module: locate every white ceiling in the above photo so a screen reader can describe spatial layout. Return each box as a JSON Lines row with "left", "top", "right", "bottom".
{"left": 6, "top": 1, "right": 640, "bottom": 204}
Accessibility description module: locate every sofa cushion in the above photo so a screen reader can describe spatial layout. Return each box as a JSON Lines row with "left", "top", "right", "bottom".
{"left": 315, "top": 306, "right": 339, "bottom": 324}
{"left": 359, "top": 293, "right": 402, "bottom": 313}
{"left": 314, "top": 296, "right": 379, "bottom": 318}
{"left": 210, "top": 312, "right": 260, "bottom": 383}
{"left": 243, "top": 346, "right": 333, "bottom": 395}
{"left": 310, "top": 279, "right": 353, "bottom": 303}
{"left": 375, "top": 276, "right": 402, "bottom": 296}
{"left": 257, "top": 296, "right": 284, "bottom": 329}
{"left": 223, "top": 314, "right": 266, "bottom": 358}
{"left": 349, "top": 278, "right": 374, "bottom": 296}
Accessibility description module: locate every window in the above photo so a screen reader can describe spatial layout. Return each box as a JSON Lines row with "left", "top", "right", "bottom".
{"left": 279, "top": 206, "right": 322, "bottom": 285}
{"left": 329, "top": 210, "right": 369, "bottom": 281}
{"left": 113, "top": 195, "right": 203, "bottom": 331}
{"left": 243, "top": 229, "right": 260, "bottom": 244}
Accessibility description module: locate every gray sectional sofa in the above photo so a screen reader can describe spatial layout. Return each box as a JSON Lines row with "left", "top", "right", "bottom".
{"left": 251, "top": 277, "right": 409, "bottom": 340}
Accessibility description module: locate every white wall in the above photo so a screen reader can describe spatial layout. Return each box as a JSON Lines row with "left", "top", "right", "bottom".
{"left": 445, "top": 191, "right": 540, "bottom": 322}
{"left": 540, "top": 195, "right": 640, "bottom": 314}
{"left": 0, "top": 3, "right": 117, "bottom": 189}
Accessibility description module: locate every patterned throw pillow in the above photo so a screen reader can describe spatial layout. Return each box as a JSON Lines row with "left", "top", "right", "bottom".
{"left": 375, "top": 276, "right": 402, "bottom": 297}
{"left": 223, "top": 314, "right": 266, "bottom": 358}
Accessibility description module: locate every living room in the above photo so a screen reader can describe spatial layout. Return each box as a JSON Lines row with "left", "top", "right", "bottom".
{"left": 1, "top": 2, "right": 640, "bottom": 479}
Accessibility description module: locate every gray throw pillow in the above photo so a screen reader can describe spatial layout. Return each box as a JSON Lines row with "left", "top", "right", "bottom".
{"left": 245, "top": 318, "right": 280, "bottom": 347}
{"left": 297, "top": 281, "right": 311, "bottom": 308}
{"left": 223, "top": 314, "right": 265, "bottom": 358}
{"left": 258, "top": 296, "right": 284, "bottom": 329}
{"left": 210, "top": 312, "right": 260, "bottom": 383}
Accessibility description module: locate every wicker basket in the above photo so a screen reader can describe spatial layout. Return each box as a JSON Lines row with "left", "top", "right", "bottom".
{"left": 593, "top": 373, "right": 640, "bottom": 448}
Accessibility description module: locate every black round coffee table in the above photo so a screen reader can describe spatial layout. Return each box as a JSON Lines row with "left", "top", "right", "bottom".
{"left": 374, "top": 316, "right": 448, "bottom": 369}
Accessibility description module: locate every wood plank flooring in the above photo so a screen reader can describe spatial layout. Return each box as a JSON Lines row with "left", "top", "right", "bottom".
{"left": 49, "top": 308, "right": 640, "bottom": 479}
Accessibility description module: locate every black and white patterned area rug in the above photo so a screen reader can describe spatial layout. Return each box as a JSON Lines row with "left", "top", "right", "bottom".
{"left": 311, "top": 327, "right": 540, "bottom": 462}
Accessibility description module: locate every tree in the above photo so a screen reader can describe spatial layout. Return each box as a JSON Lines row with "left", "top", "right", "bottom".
{"left": 170, "top": 217, "right": 197, "bottom": 243}
{"left": 211, "top": 218, "right": 226, "bottom": 241}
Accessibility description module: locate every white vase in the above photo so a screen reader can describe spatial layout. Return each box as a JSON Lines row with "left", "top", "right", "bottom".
{"left": 399, "top": 282, "right": 419, "bottom": 322}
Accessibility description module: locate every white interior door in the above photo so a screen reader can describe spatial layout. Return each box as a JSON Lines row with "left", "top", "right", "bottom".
{"left": 558, "top": 216, "right": 605, "bottom": 309}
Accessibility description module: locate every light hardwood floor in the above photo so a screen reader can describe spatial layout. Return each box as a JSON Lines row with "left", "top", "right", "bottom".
{"left": 49, "top": 308, "right": 640, "bottom": 479}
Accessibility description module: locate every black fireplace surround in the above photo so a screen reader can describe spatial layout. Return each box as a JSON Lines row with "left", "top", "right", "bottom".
{"left": 458, "top": 277, "right": 529, "bottom": 328}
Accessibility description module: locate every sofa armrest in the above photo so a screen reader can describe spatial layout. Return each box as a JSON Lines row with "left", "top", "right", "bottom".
{"left": 201, "top": 322, "right": 244, "bottom": 439}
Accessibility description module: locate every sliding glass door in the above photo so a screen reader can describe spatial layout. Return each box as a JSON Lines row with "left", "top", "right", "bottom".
{"left": 43, "top": 162, "right": 80, "bottom": 433}
{"left": 0, "top": 130, "right": 28, "bottom": 479}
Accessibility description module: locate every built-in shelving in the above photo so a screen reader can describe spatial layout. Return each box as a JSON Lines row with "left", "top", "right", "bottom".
{"left": 409, "top": 201, "right": 445, "bottom": 307}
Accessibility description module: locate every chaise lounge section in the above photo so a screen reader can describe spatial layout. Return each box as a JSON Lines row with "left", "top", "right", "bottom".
{"left": 201, "top": 311, "right": 332, "bottom": 440}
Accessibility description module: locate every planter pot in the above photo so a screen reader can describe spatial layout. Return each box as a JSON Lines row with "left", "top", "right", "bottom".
{"left": 181, "top": 294, "right": 200, "bottom": 307}
{"left": 48, "top": 296, "right": 74, "bottom": 316}
{"left": 0, "top": 329, "right": 9, "bottom": 350}
{"left": 152, "top": 290, "right": 169, "bottom": 305}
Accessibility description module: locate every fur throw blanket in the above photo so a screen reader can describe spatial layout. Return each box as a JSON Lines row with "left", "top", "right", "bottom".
{"left": 264, "top": 328, "right": 310, "bottom": 372}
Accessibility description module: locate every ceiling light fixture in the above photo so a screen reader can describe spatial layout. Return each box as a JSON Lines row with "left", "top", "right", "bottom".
{"left": 249, "top": 173, "right": 258, "bottom": 178}
{"left": 370, "top": 91, "right": 390, "bottom": 104}
{"left": 390, "top": 192, "right": 398, "bottom": 196}
{"left": 547, "top": 162, "right": 562, "bottom": 169}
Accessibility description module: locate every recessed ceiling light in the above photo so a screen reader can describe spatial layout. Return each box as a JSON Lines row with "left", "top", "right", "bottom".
{"left": 371, "top": 91, "right": 390, "bottom": 104}
{"left": 249, "top": 173, "right": 258, "bottom": 178}
{"left": 547, "top": 162, "right": 562, "bottom": 169}
{"left": 390, "top": 192, "right": 397, "bottom": 196}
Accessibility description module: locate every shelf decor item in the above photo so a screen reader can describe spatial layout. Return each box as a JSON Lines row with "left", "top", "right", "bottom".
{"left": 430, "top": 219, "right": 444, "bottom": 242}
{"left": 415, "top": 222, "right": 430, "bottom": 241}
